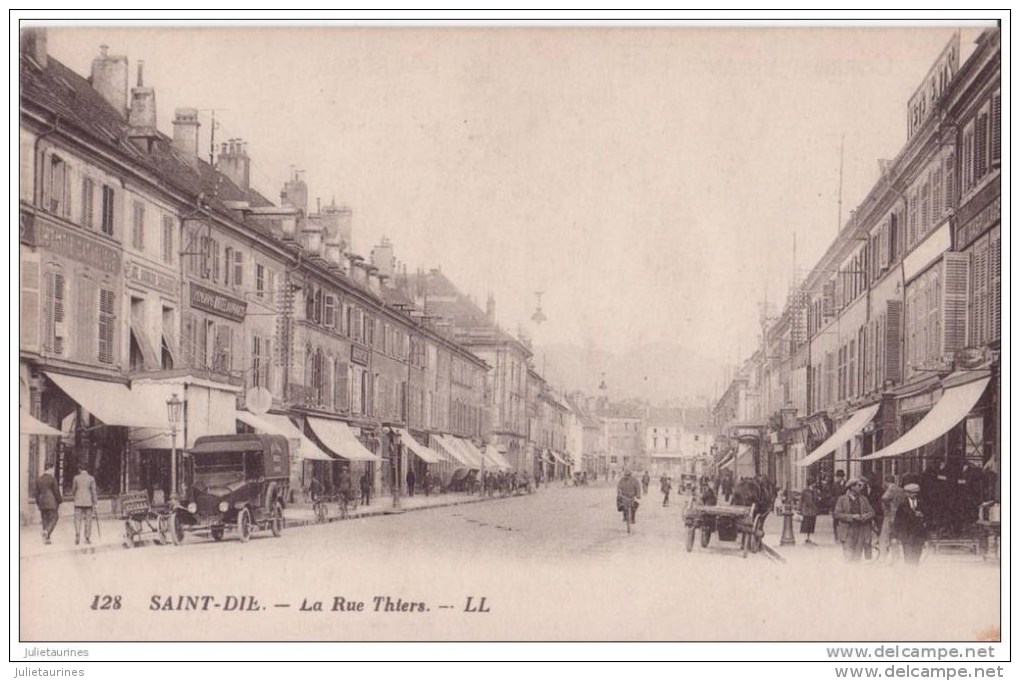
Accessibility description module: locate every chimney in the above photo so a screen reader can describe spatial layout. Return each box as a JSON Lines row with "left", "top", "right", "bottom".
{"left": 367, "top": 267, "right": 381, "bottom": 295}
{"left": 21, "top": 27, "right": 48, "bottom": 68}
{"left": 90, "top": 44, "right": 128, "bottom": 116}
{"left": 217, "top": 138, "right": 251, "bottom": 192}
{"left": 486, "top": 293, "right": 496, "bottom": 322}
{"left": 172, "top": 107, "right": 201, "bottom": 160}
{"left": 280, "top": 170, "right": 308, "bottom": 216}
{"left": 301, "top": 220, "right": 323, "bottom": 257}
{"left": 324, "top": 236, "right": 342, "bottom": 268}
{"left": 370, "top": 236, "right": 396, "bottom": 279}
{"left": 128, "top": 61, "right": 157, "bottom": 137}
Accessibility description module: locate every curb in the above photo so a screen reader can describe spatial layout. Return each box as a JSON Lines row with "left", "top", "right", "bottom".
{"left": 20, "top": 492, "right": 522, "bottom": 560}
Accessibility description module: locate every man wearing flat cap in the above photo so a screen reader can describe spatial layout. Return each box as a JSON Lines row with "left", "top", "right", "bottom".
{"left": 833, "top": 476, "right": 875, "bottom": 562}
{"left": 895, "top": 483, "right": 927, "bottom": 565}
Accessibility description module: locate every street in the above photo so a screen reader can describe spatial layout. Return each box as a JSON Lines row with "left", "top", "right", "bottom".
{"left": 20, "top": 485, "right": 999, "bottom": 642}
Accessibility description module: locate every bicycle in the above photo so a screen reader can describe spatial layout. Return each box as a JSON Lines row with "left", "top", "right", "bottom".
{"left": 312, "top": 497, "right": 328, "bottom": 524}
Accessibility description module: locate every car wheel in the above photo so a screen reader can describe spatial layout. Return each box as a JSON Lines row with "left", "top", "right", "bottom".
{"left": 270, "top": 501, "right": 283, "bottom": 537}
{"left": 700, "top": 526, "right": 712, "bottom": 548}
{"left": 238, "top": 508, "right": 252, "bottom": 543}
{"left": 169, "top": 511, "right": 185, "bottom": 546}
{"left": 157, "top": 514, "right": 170, "bottom": 545}
{"left": 211, "top": 527, "right": 225, "bottom": 541}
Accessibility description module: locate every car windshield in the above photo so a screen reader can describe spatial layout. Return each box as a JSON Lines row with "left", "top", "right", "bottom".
{"left": 193, "top": 451, "right": 245, "bottom": 487}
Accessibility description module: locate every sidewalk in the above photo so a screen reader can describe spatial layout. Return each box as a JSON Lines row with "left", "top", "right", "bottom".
{"left": 17, "top": 489, "right": 531, "bottom": 560}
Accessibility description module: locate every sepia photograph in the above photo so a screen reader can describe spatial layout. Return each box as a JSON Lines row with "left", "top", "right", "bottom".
{"left": 11, "top": 12, "right": 1007, "bottom": 669}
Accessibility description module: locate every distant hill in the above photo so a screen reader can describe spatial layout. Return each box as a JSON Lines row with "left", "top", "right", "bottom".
{"left": 533, "top": 341, "right": 725, "bottom": 404}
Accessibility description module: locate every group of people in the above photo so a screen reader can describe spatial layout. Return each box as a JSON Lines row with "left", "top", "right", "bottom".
{"left": 481, "top": 470, "right": 533, "bottom": 496}
{"left": 798, "top": 470, "right": 928, "bottom": 564}
{"left": 34, "top": 463, "right": 99, "bottom": 546}
{"left": 309, "top": 469, "right": 373, "bottom": 507}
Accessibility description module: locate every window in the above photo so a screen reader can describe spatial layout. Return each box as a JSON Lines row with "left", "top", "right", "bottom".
{"left": 212, "top": 324, "right": 232, "bottom": 373}
{"left": 81, "top": 177, "right": 94, "bottom": 228}
{"left": 335, "top": 362, "right": 349, "bottom": 411}
{"left": 45, "top": 271, "right": 66, "bottom": 355}
{"left": 98, "top": 288, "right": 115, "bottom": 364}
{"left": 210, "top": 239, "right": 220, "bottom": 282}
{"left": 848, "top": 338, "right": 856, "bottom": 399}
{"left": 256, "top": 262, "right": 266, "bottom": 298}
{"left": 100, "top": 185, "right": 115, "bottom": 236}
{"left": 224, "top": 247, "right": 232, "bottom": 285}
{"left": 161, "top": 215, "right": 174, "bottom": 264}
{"left": 131, "top": 201, "right": 145, "bottom": 251}
{"left": 991, "top": 92, "right": 1001, "bottom": 165}
{"left": 961, "top": 123, "right": 975, "bottom": 192}
{"left": 324, "top": 295, "right": 336, "bottom": 328}
{"left": 252, "top": 335, "right": 271, "bottom": 390}
{"left": 920, "top": 181, "right": 930, "bottom": 236}
{"left": 47, "top": 155, "right": 67, "bottom": 215}
{"left": 233, "top": 250, "right": 244, "bottom": 286}
{"left": 931, "top": 168, "right": 942, "bottom": 226}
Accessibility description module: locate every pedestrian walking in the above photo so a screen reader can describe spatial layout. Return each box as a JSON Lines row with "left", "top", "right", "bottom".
{"left": 423, "top": 469, "right": 433, "bottom": 497}
{"left": 359, "top": 471, "right": 371, "bottom": 506}
{"left": 36, "top": 464, "right": 61, "bottom": 544}
{"left": 833, "top": 476, "right": 875, "bottom": 562}
{"left": 879, "top": 475, "right": 906, "bottom": 563}
{"left": 798, "top": 481, "right": 819, "bottom": 545}
{"left": 895, "top": 483, "right": 927, "bottom": 565}
{"left": 338, "top": 467, "right": 353, "bottom": 506}
{"left": 641, "top": 471, "right": 650, "bottom": 495}
{"left": 831, "top": 470, "right": 848, "bottom": 539}
{"left": 71, "top": 465, "right": 98, "bottom": 546}
{"left": 406, "top": 468, "right": 416, "bottom": 497}
{"left": 660, "top": 475, "right": 672, "bottom": 507}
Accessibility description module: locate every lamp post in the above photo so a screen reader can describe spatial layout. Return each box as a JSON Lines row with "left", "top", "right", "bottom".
{"left": 388, "top": 427, "right": 401, "bottom": 510}
{"left": 779, "top": 404, "right": 798, "bottom": 546}
{"left": 166, "top": 393, "right": 183, "bottom": 504}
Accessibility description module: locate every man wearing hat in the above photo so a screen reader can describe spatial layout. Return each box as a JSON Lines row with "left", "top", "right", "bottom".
{"left": 832, "top": 476, "right": 875, "bottom": 562}
{"left": 895, "top": 483, "right": 927, "bottom": 565}
{"left": 616, "top": 469, "right": 642, "bottom": 524}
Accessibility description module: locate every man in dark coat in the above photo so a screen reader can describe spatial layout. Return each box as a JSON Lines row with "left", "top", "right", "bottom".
{"left": 833, "top": 476, "right": 875, "bottom": 562}
{"left": 616, "top": 469, "right": 642, "bottom": 523}
{"left": 895, "top": 483, "right": 927, "bottom": 565}
{"left": 36, "top": 465, "right": 61, "bottom": 544}
{"left": 406, "top": 468, "right": 416, "bottom": 497}
{"left": 359, "top": 471, "right": 371, "bottom": 506}
{"left": 798, "top": 481, "right": 820, "bottom": 545}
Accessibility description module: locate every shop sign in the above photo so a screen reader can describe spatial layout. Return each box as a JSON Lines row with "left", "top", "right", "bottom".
{"left": 900, "top": 390, "right": 937, "bottom": 414}
{"left": 957, "top": 194, "right": 1000, "bottom": 250}
{"left": 25, "top": 217, "right": 121, "bottom": 273}
{"left": 350, "top": 345, "right": 370, "bottom": 366}
{"left": 190, "top": 282, "right": 246, "bottom": 322}
{"left": 126, "top": 259, "right": 178, "bottom": 296}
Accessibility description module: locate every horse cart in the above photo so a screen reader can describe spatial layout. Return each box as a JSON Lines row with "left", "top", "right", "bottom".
{"left": 682, "top": 479, "right": 774, "bottom": 558}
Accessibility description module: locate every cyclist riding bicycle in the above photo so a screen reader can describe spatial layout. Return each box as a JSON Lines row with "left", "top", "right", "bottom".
{"left": 616, "top": 469, "right": 642, "bottom": 524}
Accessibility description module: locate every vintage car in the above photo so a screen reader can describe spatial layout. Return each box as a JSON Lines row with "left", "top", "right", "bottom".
{"left": 168, "top": 433, "right": 290, "bottom": 544}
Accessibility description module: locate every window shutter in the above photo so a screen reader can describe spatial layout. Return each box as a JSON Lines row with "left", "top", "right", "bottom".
{"left": 75, "top": 278, "right": 94, "bottom": 360}
{"left": 970, "top": 238, "right": 989, "bottom": 347}
{"left": 991, "top": 94, "right": 1001, "bottom": 164}
{"left": 234, "top": 250, "right": 243, "bottom": 286}
{"left": 989, "top": 229, "right": 1000, "bottom": 341}
{"left": 81, "top": 178, "right": 94, "bottom": 228}
{"left": 941, "top": 253, "right": 969, "bottom": 356}
{"left": 337, "top": 362, "right": 349, "bottom": 411}
{"left": 51, "top": 272, "right": 66, "bottom": 355}
{"left": 884, "top": 301, "right": 902, "bottom": 384}
{"left": 975, "top": 112, "right": 988, "bottom": 180}
{"left": 944, "top": 156, "right": 955, "bottom": 212}
{"left": 162, "top": 216, "right": 174, "bottom": 264}
{"left": 962, "top": 130, "right": 974, "bottom": 191}
{"left": 211, "top": 240, "right": 221, "bottom": 282}
{"left": 98, "top": 288, "right": 115, "bottom": 364}
{"left": 20, "top": 254, "right": 41, "bottom": 351}
{"left": 932, "top": 169, "right": 942, "bottom": 225}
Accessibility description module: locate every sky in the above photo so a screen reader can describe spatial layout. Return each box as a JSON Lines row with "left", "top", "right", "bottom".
{"left": 44, "top": 23, "right": 985, "bottom": 375}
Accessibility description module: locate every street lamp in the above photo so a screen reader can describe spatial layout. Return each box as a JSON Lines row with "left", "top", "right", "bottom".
{"left": 166, "top": 393, "right": 183, "bottom": 503}
{"left": 388, "top": 427, "right": 402, "bottom": 510}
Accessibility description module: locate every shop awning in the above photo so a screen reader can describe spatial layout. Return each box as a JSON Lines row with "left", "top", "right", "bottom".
{"left": 235, "top": 411, "right": 334, "bottom": 461}
{"left": 20, "top": 409, "right": 63, "bottom": 436}
{"left": 434, "top": 435, "right": 476, "bottom": 467}
{"left": 861, "top": 377, "right": 990, "bottom": 461}
{"left": 397, "top": 429, "right": 445, "bottom": 464}
{"left": 549, "top": 450, "right": 569, "bottom": 465}
{"left": 455, "top": 438, "right": 488, "bottom": 468}
{"left": 484, "top": 445, "right": 514, "bottom": 470}
{"left": 795, "top": 404, "right": 880, "bottom": 468}
{"left": 45, "top": 372, "right": 166, "bottom": 428}
{"left": 306, "top": 417, "right": 382, "bottom": 462}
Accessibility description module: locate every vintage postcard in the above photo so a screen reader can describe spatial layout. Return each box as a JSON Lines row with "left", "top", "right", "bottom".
{"left": 13, "top": 16, "right": 1006, "bottom": 667}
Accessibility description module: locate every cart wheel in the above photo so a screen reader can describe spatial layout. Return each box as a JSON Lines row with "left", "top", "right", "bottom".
{"left": 700, "top": 526, "right": 712, "bottom": 548}
{"left": 685, "top": 526, "right": 696, "bottom": 552}
{"left": 156, "top": 514, "right": 169, "bottom": 545}
{"left": 270, "top": 501, "right": 284, "bottom": 537}
{"left": 211, "top": 527, "right": 225, "bottom": 541}
{"left": 741, "top": 533, "right": 749, "bottom": 559}
{"left": 168, "top": 512, "right": 185, "bottom": 546}
{"left": 238, "top": 508, "right": 252, "bottom": 543}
